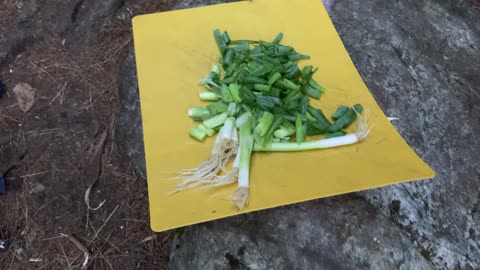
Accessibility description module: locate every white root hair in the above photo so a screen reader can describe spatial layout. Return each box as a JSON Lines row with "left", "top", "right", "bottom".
{"left": 354, "top": 107, "right": 373, "bottom": 141}
{"left": 230, "top": 187, "right": 249, "bottom": 210}
{"left": 171, "top": 124, "right": 239, "bottom": 194}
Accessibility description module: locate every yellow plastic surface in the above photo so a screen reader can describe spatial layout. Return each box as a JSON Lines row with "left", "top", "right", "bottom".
{"left": 132, "top": 0, "right": 435, "bottom": 232}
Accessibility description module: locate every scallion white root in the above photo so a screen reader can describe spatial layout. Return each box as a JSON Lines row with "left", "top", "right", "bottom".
{"left": 201, "top": 152, "right": 240, "bottom": 189}
{"left": 172, "top": 117, "right": 239, "bottom": 193}
{"left": 231, "top": 115, "right": 253, "bottom": 210}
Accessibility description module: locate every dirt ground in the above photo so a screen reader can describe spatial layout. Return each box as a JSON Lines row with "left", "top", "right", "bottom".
{"left": 0, "top": 1, "right": 183, "bottom": 269}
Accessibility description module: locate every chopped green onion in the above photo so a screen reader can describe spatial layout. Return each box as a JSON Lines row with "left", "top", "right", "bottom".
{"left": 199, "top": 91, "right": 220, "bottom": 101}
{"left": 272, "top": 32, "right": 283, "bottom": 43}
{"left": 199, "top": 124, "right": 216, "bottom": 136}
{"left": 189, "top": 127, "right": 207, "bottom": 141}
{"left": 213, "top": 28, "right": 227, "bottom": 55}
{"left": 295, "top": 114, "right": 305, "bottom": 143}
{"left": 283, "top": 79, "right": 300, "bottom": 91}
{"left": 175, "top": 29, "right": 370, "bottom": 210}
{"left": 233, "top": 43, "right": 250, "bottom": 52}
{"left": 325, "top": 131, "right": 346, "bottom": 138}
{"left": 227, "top": 102, "right": 238, "bottom": 116}
{"left": 267, "top": 72, "right": 282, "bottom": 85}
{"left": 255, "top": 111, "right": 274, "bottom": 136}
{"left": 329, "top": 104, "right": 364, "bottom": 132}
{"left": 253, "top": 84, "right": 271, "bottom": 92}
{"left": 301, "top": 65, "right": 313, "bottom": 79}
{"left": 304, "top": 85, "right": 322, "bottom": 99}
{"left": 228, "top": 83, "right": 242, "bottom": 103}
{"left": 188, "top": 107, "right": 211, "bottom": 121}
{"left": 220, "top": 84, "right": 233, "bottom": 102}
{"left": 203, "top": 112, "right": 228, "bottom": 128}
{"left": 211, "top": 64, "right": 221, "bottom": 75}
{"left": 273, "top": 124, "right": 295, "bottom": 138}
{"left": 331, "top": 105, "right": 349, "bottom": 120}
{"left": 308, "top": 79, "right": 325, "bottom": 93}
{"left": 223, "top": 31, "right": 231, "bottom": 45}
{"left": 207, "top": 101, "right": 228, "bottom": 114}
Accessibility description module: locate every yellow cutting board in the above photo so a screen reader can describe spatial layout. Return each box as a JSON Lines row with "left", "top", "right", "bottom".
{"left": 132, "top": 0, "right": 435, "bottom": 232}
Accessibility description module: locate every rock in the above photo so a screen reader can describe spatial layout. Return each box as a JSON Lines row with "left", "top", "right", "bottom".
{"left": 116, "top": 48, "right": 146, "bottom": 179}
{"left": 115, "top": 0, "right": 480, "bottom": 269}
{"left": 174, "top": 0, "right": 240, "bottom": 10}
{"left": 0, "top": 0, "right": 43, "bottom": 65}
{"left": 169, "top": 196, "right": 432, "bottom": 270}
{"left": 12, "top": 82, "right": 35, "bottom": 113}
{"left": 328, "top": 0, "right": 480, "bottom": 268}
{"left": 57, "top": 0, "right": 125, "bottom": 43}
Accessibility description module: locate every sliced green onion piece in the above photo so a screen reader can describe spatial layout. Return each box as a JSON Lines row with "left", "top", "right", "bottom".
{"left": 245, "top": 76, "right": 267, "bottom": 84}
{"left": 295, "top": 114, "right": 305, "bottom": 143}
{"left": 272, "top": 32, "right": 283, "bottom": 43}
{"left": 308, "top": 79, "right": 325, "bottom": 93}
{"left": 255, "top": 111, "right": 274, "bottom": 136}
{"left": 267, "top": 72, "right": 282, "bottom": 85}
{"left": 301, "top": 65, "right": 313, "bottom": 80}
{"left": 200, "top": 124, "right": 216, "bottom": 136}
{"left": 253, "top": 84, "right": 271, "bottom": 92}
{"left": 304, "top": 85, "right": 321, "bottom": 99}
{"left": 331, "top": 105, "right": 349, "bottom": 120}
{"left": 224, "top": 48, "right": 234, "bottom": 66}
{"left": 211, "top": 64, "right": 221, "bottom": 75}
{"left": 273, "top": 124, "right": 295, "bottom": 138}
{"left": 213, "top": 28, "right": 227, "bottom": 55}
{"left": 233, "top": 43, "right": 250, "bottom": 52}
{"left": 227, "top": 102, "right": 238, "bottom": 116}
{"left": 223, "top": 31, "right": 231, "bottom": 45}
{"left": 188, "top": 107, "right": 211, "bottom": 121}
{"left": 220, "top": 84, "right": 233, "bottom": 103}
{"left": 228, "top": 83, "right": 242, "bottom": 103}
{"left": 203, "top": 112, "right": 228, "bottom": 128}
{"left": 329, "top": 104, "right": 364, "bottom": 132}
{"left": 283, "top": 79, "right": 300, "bottom": 91}
{"left": 199, "top": 91, "right": 220, "bottom": 101}
{"left": 189, "top": 127, "right": 207, "bottom": 141}
{"left": 207, "top": 101, "right": 228, "bottom": 114}
{"left": 325, "top": 131, "right": 346, "bottom": 138}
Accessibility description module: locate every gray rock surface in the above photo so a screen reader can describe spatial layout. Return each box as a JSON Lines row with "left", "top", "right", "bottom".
{"left": 116, "top": 48, "right": 146, "bottom": 179}
{"left": 0, "top": 0, "right": 125, "bottom": 65}
{"left": 116, "top": 0, "right": 480, "bottom": 269}
{"left": 328, "top": 0, "right": 480, "bottom": 268}
{"left": 0, "top": 0, "right": 44, "bottom": 65}
{"left": 170, "top": 196, "right": 433, "bottom": 270}
{"left": 57, "top": 0, "right": 125, "bottom": 43}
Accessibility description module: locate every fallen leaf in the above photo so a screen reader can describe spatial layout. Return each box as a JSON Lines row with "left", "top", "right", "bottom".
{"left": 13, "top": 83, "right": 35, "bottom": 112}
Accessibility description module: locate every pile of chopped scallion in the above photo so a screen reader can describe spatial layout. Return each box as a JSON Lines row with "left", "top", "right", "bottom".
{"left": 172, "top": 29, "right": 371, "bottom": 210}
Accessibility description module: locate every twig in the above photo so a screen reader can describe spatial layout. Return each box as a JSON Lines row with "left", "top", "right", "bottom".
{"left": 84, "top": 131, "right": 108, "bottom": 228}
{"left": 31, "top": 62, "right": 58, "bottom": 83}
{"left": 88, "top": 204, "right": 120, "bottom": 246}
{"left": 141, "top": 235, "right": 157, "bottom": 243}
{"left": 49, "top": 81, "right": 68, "bottom": 105}
{"left": 61, "top": 246, "right": 73, "bottom": 270}
{"left": 100, "top": 252, "right": 114, "bottom": 270}
{"left": 61, "top": 233, "right": 90, "bottom": 270}
{"left": 60, "top": 234, "right": 89, "bottom": 255}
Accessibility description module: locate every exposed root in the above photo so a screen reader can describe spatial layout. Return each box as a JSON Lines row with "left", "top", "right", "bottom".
{"left": 201, "top": 167, "right": 239, "bottom": 189}
{"left": 230, "top": 187, "right": 249, "bottom": 210}
{"left": 171, "top": 125, "right": 239, "bottom": 194}
{"left": 353, "top": 108, "right": 373, "bottom": 141}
